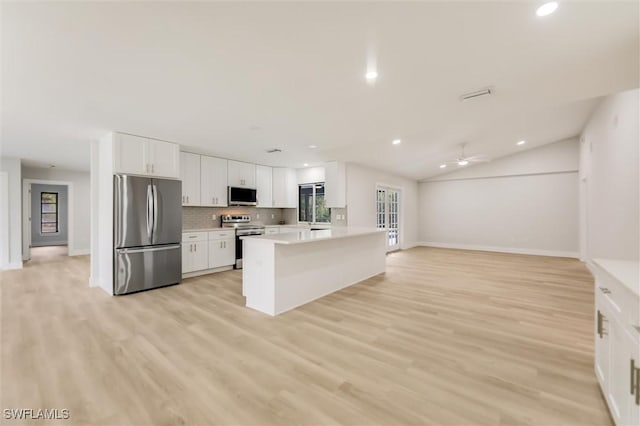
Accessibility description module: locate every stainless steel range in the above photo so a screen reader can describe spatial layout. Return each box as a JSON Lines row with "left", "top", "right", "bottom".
{"left": 221, "top": 215, "right": 265, "bottom": 269}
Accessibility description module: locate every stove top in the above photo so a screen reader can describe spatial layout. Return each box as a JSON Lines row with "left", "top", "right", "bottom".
{"left": 221, "top": 214, "right": 264, "bottom": 230}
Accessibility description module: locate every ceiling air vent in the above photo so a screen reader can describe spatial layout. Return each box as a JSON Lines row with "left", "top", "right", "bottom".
{"left": 459, "top": 87, "right": 493, "bottom": 102}
{"left": 266, "top": 148, "right": 282, "bottom": 154}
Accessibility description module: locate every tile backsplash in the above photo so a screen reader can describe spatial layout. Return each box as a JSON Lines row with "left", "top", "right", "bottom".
{"left": 183, "top": 207, "right": 293, "bottom": 229}
{"left": 184, "top": 206, "right": 349, "bottom": 230}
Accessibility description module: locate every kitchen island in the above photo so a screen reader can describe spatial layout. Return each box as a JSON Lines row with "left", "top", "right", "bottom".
{"left": 242, "top": 228, "right": 387, "bottom": 315}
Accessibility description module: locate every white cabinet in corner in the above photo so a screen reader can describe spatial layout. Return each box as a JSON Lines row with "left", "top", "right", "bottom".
{"left": 256, "top": 165, "right": 273, "bottom": 208}
{"left": 325, "top": 161, "right": 346, "bottom": 208}
{"left": 272, "top": 167, "right": 297, "bottom": 208}
{"left": 228, "top": 160, "right": 256, "bottom": 188}
{"left": 180, "top": 152, "right": 201, "bottom": 206}
{"left": 201, "top": 156, "right": 228, "bottom": 207}
{"left": 113, "top": 133, "right": 180, "bottom": 179}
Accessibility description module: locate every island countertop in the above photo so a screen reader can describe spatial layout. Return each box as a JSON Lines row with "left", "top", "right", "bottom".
{"left": 241, "top": 227, "right": 385, "bottom": 245}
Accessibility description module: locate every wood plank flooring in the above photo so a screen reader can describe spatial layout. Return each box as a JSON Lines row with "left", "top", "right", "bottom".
{"left": 1, "top": 247, "right": 612, "bottom": 425}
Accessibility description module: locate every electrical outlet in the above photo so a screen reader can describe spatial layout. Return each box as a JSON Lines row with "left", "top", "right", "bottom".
{"left": 212, "top": 214, "right": 216, "bottom": 221}
{"left": 256, "top": 213, "right": 260, "bottom": 219}
{"left": 271, "top": 214, "right": 274, "bottom": 219}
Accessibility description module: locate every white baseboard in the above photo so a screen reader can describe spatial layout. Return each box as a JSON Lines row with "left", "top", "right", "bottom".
{"left": 417, "top": 242, "right": 579, "bottom": 258}
{"left": 401, "top": 242, "right": 421, "bottom": 250}
{"left": 69, "top": 248, "right": 90, "bottom": 256}
{"left": 1, "top": 261, "right": 23, "bottom": 270}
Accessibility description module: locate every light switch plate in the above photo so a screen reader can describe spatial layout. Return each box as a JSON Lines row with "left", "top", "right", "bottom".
{"left": 212, "top": 214, "right": 216, "bottom": 220}
{"left": 256, "top": 214, "right": 260, "bottom": 219}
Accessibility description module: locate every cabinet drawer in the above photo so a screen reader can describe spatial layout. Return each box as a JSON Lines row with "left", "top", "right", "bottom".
{"left": 208, "top": 230, "right": 235, "bottom": 240}
{"left": 596, "top": 274, "right": 640, "bottom": 330}
{"left": 182, "top": 232, "right": 208, "bottom": 242}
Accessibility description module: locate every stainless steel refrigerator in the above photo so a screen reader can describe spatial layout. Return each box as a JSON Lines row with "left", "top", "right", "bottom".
{"left": 113, "top": 174, "right": 182, "bottom": 295}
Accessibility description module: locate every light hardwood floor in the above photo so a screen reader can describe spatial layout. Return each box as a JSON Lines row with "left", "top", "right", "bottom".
{"left": 1, "top": 247, "right": 612, "bottom": 425}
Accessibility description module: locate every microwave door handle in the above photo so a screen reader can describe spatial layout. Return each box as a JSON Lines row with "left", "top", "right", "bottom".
{"left": 146, "top": 184, "right": 153, "bottom": 241}
{"left": 152, "top": 184, "right": 158, "bottom": 242}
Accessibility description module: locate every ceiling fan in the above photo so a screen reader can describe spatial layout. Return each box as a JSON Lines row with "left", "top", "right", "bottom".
{"left": 444, "top": 143, "right": 490, "bottom": 167}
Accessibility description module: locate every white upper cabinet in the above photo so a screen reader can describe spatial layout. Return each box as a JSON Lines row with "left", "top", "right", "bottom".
{"left": 148, "top": 139, "right": 180, "bottom": 178}
{"left": 180, "top": 152, "right": 201, "bottom": 206}
{"left": 272, "top": 167, "right": 297, "bottom": 208}
{"left": 228, "top": 160, "right": 256, "bottom": 188}
{"left": 201, "top": 156, "right": 228, "bottom": 207}
{"left": 256, "top": 165, "right": 273, "bottom": 208}
{"left": 325, "top": 161, "right": 346, "bottom": 208}
{"left": 113, "top": 133, "right": 180, "bottom": 179}
{"left": 113, "top": 134, "right": 147, "bottom": 175}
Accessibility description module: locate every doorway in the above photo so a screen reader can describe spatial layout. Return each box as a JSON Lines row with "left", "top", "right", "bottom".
{"left": 22, "top": 180, "right": 73, "bottom": 262}
{"left": 376, "top": 186, "right": 401, "bottom": 252}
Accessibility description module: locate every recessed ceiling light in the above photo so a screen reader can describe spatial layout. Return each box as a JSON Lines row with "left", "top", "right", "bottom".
{"left": 458, "top": 160, "right": 469, "bottom": 166}
{"left": 308, "top": 145, "right": 317, "bottom": 149}
{"left": 365, "top": 71, "right": 378, "bottom": 81}
{"left": 536, "top": 2, "right": 558, "bottom": 17}
{"left": 517, "top": 140, "right": 526, "bottom": 146}
{"left": 303, "top": 163, "right": 309, "bottom": 167}
{"left": 392, "top": 139, "right": 401, "bottom": 145}
{"left": 439, "top": 164, "right": 447, "bottom": 169}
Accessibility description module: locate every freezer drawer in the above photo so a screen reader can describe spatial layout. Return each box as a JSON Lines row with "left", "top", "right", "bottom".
{"left": 114, "top": 244, "right": 181, "bottom": 295}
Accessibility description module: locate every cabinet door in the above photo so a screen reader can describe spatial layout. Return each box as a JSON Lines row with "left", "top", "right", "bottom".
{"left": 208, "top": 238, "right": 235, "bottom": 269}
{"left": 609, "top": 323, "right": 637, "bottom": 426}
{"left": 114, "top": 134, "right": 148, "bottom": 175}
{"left": 595, "top": 299, "right": 611, "bottom": 391}
{"left": 180, "top": 152, "right": 201, "bottom": 206}
{"left": 201, "top": 156, "right": 228, "bottom": 207}
{"left": 148, "top": 139, "right": 180, "bottom": 178}
{"left": 191, "top": 241, "right": 209, "bottom": 271}
{"left": 325, "top": 161, "right": 346, "bottom": 208}
{"left": 228, "top": 160, "right": 256, "bottom": 188}
{"left": 256, "top": 165, "right": 273, "bottom": 208}
{"left": 273, "top": 167, "right": 297, "bottom": 208}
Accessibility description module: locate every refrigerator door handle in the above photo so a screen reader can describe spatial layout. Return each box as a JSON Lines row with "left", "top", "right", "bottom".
{"left": 146, "top": 184, "right": 153, "bottom": 241}
{"left": 117, "top": 244, "right": 181, "bottom": 254}
{"left": 152, "top": 184, "right": 159, "bottom": 243}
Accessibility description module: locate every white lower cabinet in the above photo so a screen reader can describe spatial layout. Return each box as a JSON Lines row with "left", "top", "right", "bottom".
{"left": 592, "top": 259, "right": 640, "bottom": 426}
{"left": 208, "top": 238, "right": 235, "bottom": 269}
{"left": 182, "top": 240, "right": 208, "bottom": 273}
{"left": 182, "top": 231, "right": 235, "bottom": 274}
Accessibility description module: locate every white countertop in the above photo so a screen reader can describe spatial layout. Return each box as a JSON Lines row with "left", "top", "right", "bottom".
{"left": 592, "top": 258, "right": 640, "bottom": 297}
{"left": 182, "top": 227, "right": 225, "bottom": 232}
{"left": 241, "top": 227, "right": 385, "bottom": 245}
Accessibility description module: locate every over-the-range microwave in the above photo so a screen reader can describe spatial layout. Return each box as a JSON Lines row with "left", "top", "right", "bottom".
{"left": 228, "top": 186, "right": 257, "bottom": 206}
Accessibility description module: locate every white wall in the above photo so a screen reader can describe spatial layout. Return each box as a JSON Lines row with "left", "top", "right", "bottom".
{"left": 0, "top": 157, "right": 22, "bottom": 269}
{"left": 346, "top": 163, "right": 419, "bottom": 249}
{"left": 22, "top": 166, "right": 91, "bottom": 255}
{"left": 418, "top": 139, "right": 580, "bottom": 257}
{"left": 580, "top": 89, "right": 639, "bottom": 262}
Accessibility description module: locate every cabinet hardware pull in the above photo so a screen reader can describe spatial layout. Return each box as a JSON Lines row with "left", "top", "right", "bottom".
{"left": 636, "top": 367, "right": 640, "bottom": 406}
{"left": 632, "top": 359, "right": 636, "bottom": 395}
{"left": 194, "top": 244, "right": 197, "bottom": 252}
{"left": 597, "top": 310, "right": 602, "bottom": 338}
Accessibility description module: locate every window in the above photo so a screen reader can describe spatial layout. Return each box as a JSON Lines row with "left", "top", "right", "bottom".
{"left": 41, "top": 192, "right": 58, "bottom": 233}
{"left": 298, "top": 183, "right": 330, "bottom": 223}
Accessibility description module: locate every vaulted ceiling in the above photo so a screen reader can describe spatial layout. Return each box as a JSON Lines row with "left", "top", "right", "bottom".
{"left": 2, "top": 1, "right": 638, "bottom": 179}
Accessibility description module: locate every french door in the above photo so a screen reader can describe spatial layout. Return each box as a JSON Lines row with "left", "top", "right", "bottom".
{"left": 376, "top": 186, "right": 400, "bottom": 252}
